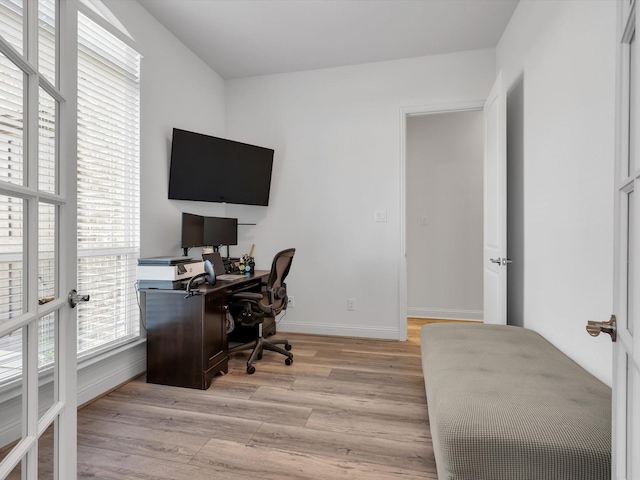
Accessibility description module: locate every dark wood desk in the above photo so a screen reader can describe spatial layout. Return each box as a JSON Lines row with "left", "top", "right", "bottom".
{"left": 142, "top": 270, "right": 269, "bottom": 390}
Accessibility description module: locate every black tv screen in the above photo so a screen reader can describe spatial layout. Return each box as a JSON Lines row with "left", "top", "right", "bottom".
{"left": 169, "top": 128, "right": 274, "bottom": 206}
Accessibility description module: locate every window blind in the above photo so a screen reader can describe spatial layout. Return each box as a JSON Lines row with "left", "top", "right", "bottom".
{"left": 76, "top": 12, "right": 140, "bottom": 358}
{"left": 0, "top": 0, "right": 26, "bottom": 328}
{"left": 0, "top": 0, "right": 23, "bottom": 56}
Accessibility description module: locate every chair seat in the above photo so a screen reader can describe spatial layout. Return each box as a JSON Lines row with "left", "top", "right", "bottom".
{"left": 231, "top": 291, "right": 263, "bottom": 301}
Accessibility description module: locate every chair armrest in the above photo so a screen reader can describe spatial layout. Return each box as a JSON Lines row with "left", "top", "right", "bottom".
{"left": 231, "top": 292, "right": 264, "bottom": 301}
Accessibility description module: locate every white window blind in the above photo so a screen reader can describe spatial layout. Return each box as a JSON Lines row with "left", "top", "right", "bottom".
{"left": 77, "top": 12, "right": 140, "bottom": 358}
{"left": 0, "top": 47, "right": 24, "bottom": 322}
{"left": 0, "top": 0, "right": 22, "bottom": 56}
{"left": 0, "top": 0, "right": 26, "bottom": 386}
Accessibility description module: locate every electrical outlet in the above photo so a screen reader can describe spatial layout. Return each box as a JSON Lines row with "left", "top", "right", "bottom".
{"left": 288, "top": 296, "right": 295, "bottom": 308}
{"left": 347, "top": 298, "right": 356, "bottom": 311}
{"left": 374, "top": 210, "right": 387, "bottom": 222}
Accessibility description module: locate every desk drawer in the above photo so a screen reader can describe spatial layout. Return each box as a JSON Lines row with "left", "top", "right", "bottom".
{"left": 205, "top": 348, "right": 227, "bottom": 371}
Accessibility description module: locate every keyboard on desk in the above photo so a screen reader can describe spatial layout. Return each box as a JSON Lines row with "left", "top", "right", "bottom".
{"left": 216, "top": 273, "right": 246, "bottom": 281}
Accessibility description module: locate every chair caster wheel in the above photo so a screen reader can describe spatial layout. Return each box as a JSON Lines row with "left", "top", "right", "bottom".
{"left": 285, "top": 357, "right": 293, "bottom": 365}
{"left": 247, "top": 366, "right": 256, "bottom": 374}
{"left": 285, "top": 344, "right": 292, "bottom": 351}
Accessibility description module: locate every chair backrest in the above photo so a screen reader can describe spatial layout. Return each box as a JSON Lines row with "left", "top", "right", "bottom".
{"left": 265, "top": 248, "right": 295, "bottom": 313}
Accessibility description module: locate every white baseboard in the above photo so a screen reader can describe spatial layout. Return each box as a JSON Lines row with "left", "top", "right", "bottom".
{"left": 77, "top": 340, "right": 147, "bottom": 406}
{"left": 276, "top": 321, "right": 402, "bottom": 340}
{"left": 407, "top": 307, "right": 483, "bottom": 321}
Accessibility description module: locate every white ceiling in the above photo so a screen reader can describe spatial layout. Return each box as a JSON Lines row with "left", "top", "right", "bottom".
{"left": 137, "top": 0, "right": 518, "bottom": 80}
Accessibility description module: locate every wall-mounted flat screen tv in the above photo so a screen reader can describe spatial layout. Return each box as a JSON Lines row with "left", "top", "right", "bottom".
{"left": 168, "top": 128, "right": 274, "bottom": 206}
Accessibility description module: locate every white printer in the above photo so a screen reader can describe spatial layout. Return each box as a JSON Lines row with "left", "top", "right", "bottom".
{"left": 137, "top": 257, "right": 204, "bottom": 289}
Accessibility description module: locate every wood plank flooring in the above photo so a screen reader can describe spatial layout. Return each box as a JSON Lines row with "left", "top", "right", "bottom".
{"left": 76, "top": 319, "right": 436, "bottom": 479}
{"left": 1, "top": 319, "right": 439, "bottom": 479}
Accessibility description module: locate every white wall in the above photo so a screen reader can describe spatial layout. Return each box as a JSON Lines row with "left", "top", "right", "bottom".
{"left": 91, "top": 0, "right": 616, "bottom": 385}
{"left": 104, "top": 0, "right": 227, "bottom": 259}
{"left": 225, "top": 50, "right": 495, "bottom": 339}
{"left": 497, "top": 0, "right": 616, "bottom": 384}
{"left": 406, "top": 111, "right": 484, "bottom": 321}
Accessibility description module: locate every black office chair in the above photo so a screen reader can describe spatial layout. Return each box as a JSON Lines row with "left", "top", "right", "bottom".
{"left": 228, "top": 248, "right": 295, "bottom": 374}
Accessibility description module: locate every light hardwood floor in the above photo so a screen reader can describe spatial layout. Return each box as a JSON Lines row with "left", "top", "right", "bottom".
{"left": 2, "top": 319, "right": 439, "bottom": 479}
{"left": 75, "top": 319, "right": 437, "bottom": 479}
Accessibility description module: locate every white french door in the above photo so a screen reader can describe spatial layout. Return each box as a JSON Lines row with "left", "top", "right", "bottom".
{"left": 609, "top": 1, "right": 640, "bottom": 477}
{"left": 483, "top": 73, "right": 507, "bottom": 325}
{"left": 0, "top": 0, "right": 78, "bottom": 478}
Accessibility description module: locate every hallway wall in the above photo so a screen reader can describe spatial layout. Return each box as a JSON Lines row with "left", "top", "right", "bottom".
{"left": 406, "top": 111, "right": 484, "bottom": 321}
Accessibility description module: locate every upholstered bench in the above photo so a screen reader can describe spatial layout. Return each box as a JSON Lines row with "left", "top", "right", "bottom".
{"left": 420, "top": 323, "right": 611, "bottom": 480}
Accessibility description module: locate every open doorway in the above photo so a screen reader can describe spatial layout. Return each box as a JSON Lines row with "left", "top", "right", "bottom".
{"left": 401, "top": 80, "right": 522, "bottom": 336}
{"left": 405, "top": 110, "right": 485, "bottom": 330}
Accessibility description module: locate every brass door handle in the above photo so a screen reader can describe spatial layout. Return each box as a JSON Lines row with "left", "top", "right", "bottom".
{"left": 586, "top": 315, "right": 617, "bottom": 342}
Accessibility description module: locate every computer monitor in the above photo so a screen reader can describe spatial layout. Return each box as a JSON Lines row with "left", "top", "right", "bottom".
{"left": 204, "top": 216, "right": 238, "bottom": 250}
{"left": 181, "top": 213, "right": 204, "bottom": 256}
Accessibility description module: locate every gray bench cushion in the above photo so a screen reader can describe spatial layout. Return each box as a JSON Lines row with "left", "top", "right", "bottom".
{"left": 421, "top": 323, "right": 611, "bottom": 480}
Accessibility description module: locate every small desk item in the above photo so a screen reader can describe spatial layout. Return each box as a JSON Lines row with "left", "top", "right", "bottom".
{"left": 203, "top": 251, "right": 247, "bottom": 281}
{"left": 202, "top": 252, "right": 226, "bottom": 274}
{"left": 142, "top": 270, "right": 269, "bottom": 390}
{"left": 216, "top": 273, "right": 248, "bottom": 281}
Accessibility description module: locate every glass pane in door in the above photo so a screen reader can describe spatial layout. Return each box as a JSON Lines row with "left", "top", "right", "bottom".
{"left": 38, "top": 312, "right": 55, "bottom": 420}
{"left": 38, "top": 202, "right": 56, "bottom": 303}
{"left": 0, "top": 0, "right": 24, "bottom": 55}
{"left": 37, "top": 423, "right": 54, "bottom": 479}
{"left": 0, "top": 325, "right": 24, "bottom": 467}
{"left": 38, "top": 0, "right": 55, "bottom": 86}
{"left": 627, "top": 354, "right": 634, "bottom": 477}
{"left": 629, "top": 33, "right": 636, "bottom": 176}
{"left": 628, "top": 190, "right": 635, "bottom": 335}
{"left": 38, "top": 88, "right": 56, "bottom": 194}
{"left": 0, "top": 195, "right": 23, "bottom": 321}
{"left": 0, "top": 51, "right": 24, "bottom": 186}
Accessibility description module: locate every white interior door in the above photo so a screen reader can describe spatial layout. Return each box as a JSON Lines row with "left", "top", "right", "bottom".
{"left": 483, "top": 73, "right": 507, "bottom": 325}
{"left": 0, "top": 1, "right": 78, "bottom": 478}
{"left": 607, "top": 1, "right": 640, "bottom": 477}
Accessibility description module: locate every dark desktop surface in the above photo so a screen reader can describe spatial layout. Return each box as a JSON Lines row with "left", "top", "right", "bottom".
{"left": 140, "top": 270, "right": 268, "bottom": 293}
{"left": 199, "top": 270, "right": 268, "bottom": 291}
